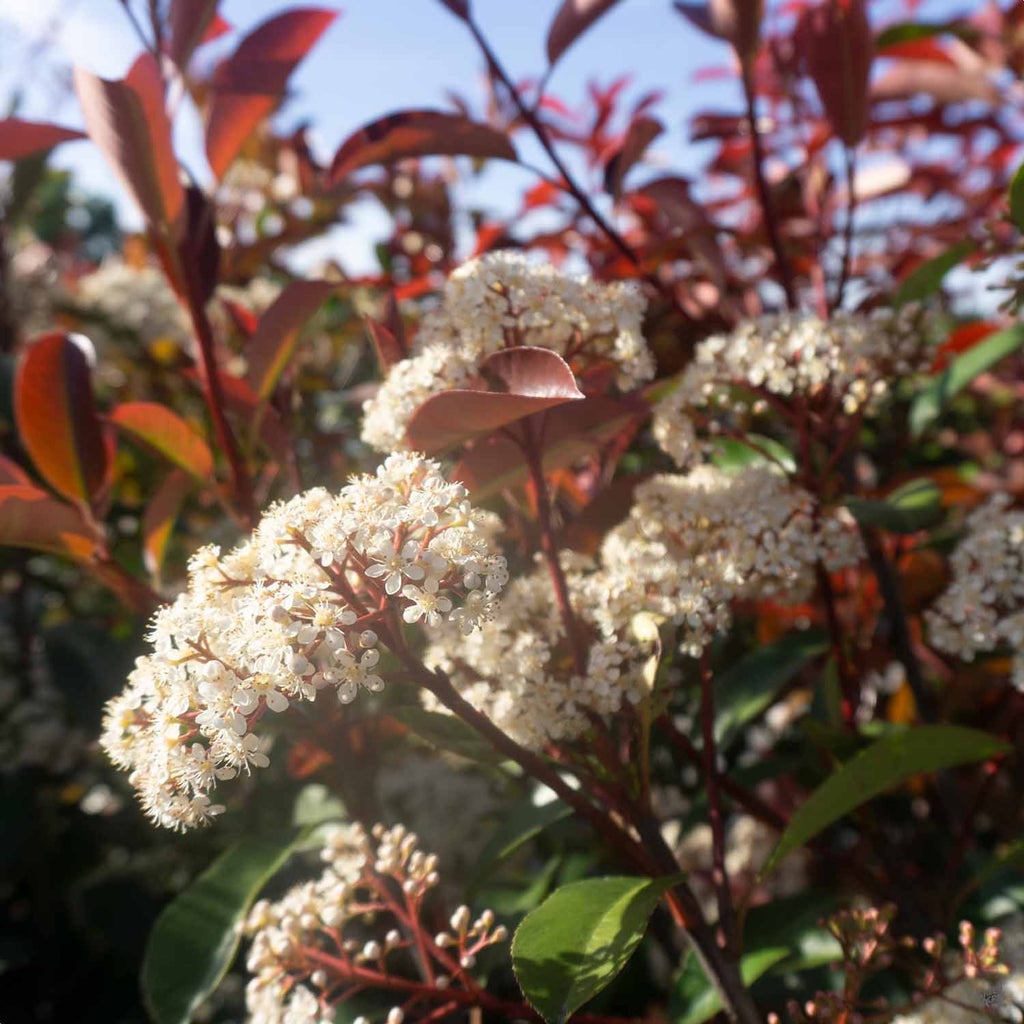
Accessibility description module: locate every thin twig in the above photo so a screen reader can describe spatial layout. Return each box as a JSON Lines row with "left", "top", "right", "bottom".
{"left": 834, "top": 143, "right": 857, "bottom": 311}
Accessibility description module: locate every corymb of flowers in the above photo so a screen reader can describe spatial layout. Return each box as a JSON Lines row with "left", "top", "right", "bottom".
{"left": 360, "top": 250, "right": 653, "bottom": 453}
{"left": 100, "top": 454, "right": 508, "bottom": 831}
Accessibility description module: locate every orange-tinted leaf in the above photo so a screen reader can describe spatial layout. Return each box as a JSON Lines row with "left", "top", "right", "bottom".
{"left": 0, "top": 484, "right": 100, "bottom": 559}
{"left": 0, "top": 118, "right": 85, "bottom": 160}
{"left": 74, "top": 54, "right": 184, "bottom": 238}
{"left": 931, "top": 320, "right": 999, "bottom": 372}
{"left": 604, "top": 116, "right": 663, "bottom": 198}
{"left": 547, "top": 0, "right": 623, "bottom": 66}
{"left": 329, "top": 110, "right": 516, "bottom": 185}
{"left": 454, "top": 394, "right": 645, "bottom": 498}
{"left": 167, "top": 0, "right": 221, "bottom": 69}
{"left": 364, "top": 317, "right": 406, "bottom": 374}
{"left": 111, "top": 402, "right": 214, "bottom": 481}
{"left": 14, "top": 332, "right": 107, "bottom": 506}
{"left": 205, "top": 8, "right": 338, "bottom": 179}
{"left": 406, "top": 347, "right": 584, "bottom": 454}
{"left": 0, "top": 456, "right": 32, "bottom": 487}
{"left": 247, "top": 279, "right": 336, "bottom": 400}
{"left": 288, "top": 739, "right": 334, "bottom": 778}
{"left": 797, "top": 0, "right": 874, "bottom": 146}
{"left": 142, "top": 469, "right": 192, "bottom": 579}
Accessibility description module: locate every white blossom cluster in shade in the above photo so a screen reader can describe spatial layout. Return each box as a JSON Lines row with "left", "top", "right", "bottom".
{"left": 243, "top": 822, "right": 507, "bottom": 1024}
{"left": 75, "top": 259, "right": 193, "bottom": 350}
{"left": 100, "top": 454, "right": 509, "bottom": 831}
{"left": 926, "top": 494, "right": 1024, "bottom": 692}
{"left": 361, "top": 251, "right": 653, "bottom": 452}
{"left": 423, "top": 553, "right": 659, "bottom": 751}
{"left": 652, "top": 308, "right": 932, "bottom": 467}
{"left": 601, "top": 465, "right": 864, "bottom": 655}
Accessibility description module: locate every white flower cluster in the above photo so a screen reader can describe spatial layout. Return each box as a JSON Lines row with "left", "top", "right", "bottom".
{"left": 361, "top": 251, "right": 653, "bottom": 452}
{"left": 653, "top": 309, "right": 931, "bottom": 467}
{"left": 243, "top": 822, "right": 507, "bottom": 1024}
{"left": 601, "top": 465, "right": 864, "bottom": 655}
{"left": 424, "top": 553, "right": 659, "bottom": 750}
{"left": 75, "top": 259, "right": 192, "bottom": 350}
{"left": 100, "top": 454, "right": 508, "bottom": 831}
{"left": 927, "top": 494, "right": 1024, "bottom": 691}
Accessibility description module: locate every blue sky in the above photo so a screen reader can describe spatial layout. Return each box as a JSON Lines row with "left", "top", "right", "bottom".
{"left": 0, "top": 0, "right": 739, "bottom": 271}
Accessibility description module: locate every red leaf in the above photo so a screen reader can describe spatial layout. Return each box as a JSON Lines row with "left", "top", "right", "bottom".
{"left": 930, "top": 320, "right": 999, "bottom": 372}
{"left": 453, "top": 395, "right": 646, "bottom": 497}
{"left": 436, "top": 0, "right": 470, "bottom": 17}
{"left": 205, "top": 8, "right": 338, "bottom": 179}
{"left": 141, "top": 469, "right": 192, "bottom": 579}
{"left": 328, "top": 109, "right": 516, "bottom": 185}
{"left": 871, "top": 60, "right": 999, "bottom": 105}
{"left": 0, "top": 118, "right": 85, "bottom": 161}
{"left": 74, "top": 54, "right": 184, "bottom": 238}
{"left": 547, "top": 0, "right": 623, "bottom": 66}
{"left": 797, "top": 0, "right": 874, "bottom": 146}
{"left": 222, "top": 298, "right": 259, "bottom": 337}
{"left": 674, "top": 0, "right": 763, "bottom": 61}
{"left": 562, "top": 473, "right": 649, "bottom": 554}
{"left": 406, "top": 347, "right": 584, "bottom": 454}
{"left": 0, "top": 484, "right": 100, "bottom": 560}
{"left": 14, "top": 333, "right": 108, "bottom": 507}
{"left": 110, "top": 402, "right": 214, "bottom": 481}
{"left": 247, "top": 280, "right": 336, "bottom": 400}
{"left": 364, "top": 317, "right": 406, "bottom": 374}
{"left": 167, "top": 0, "right": 222, "bottom": 68}
{"left": 0, "top": 456, "right": 32, "bottom": 487}
{"left": 876, "top": 38, "right": 957, "bottom": 65}
{"left": 603, "top": 116, "right": 663, "bottom": 197}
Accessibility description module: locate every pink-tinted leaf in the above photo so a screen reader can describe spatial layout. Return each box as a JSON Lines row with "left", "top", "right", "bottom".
{"left": 0, "top": 118, "right": 85, "bottom": 161}
{"left": 674, "top": 0, "right": 763, "bottom": 60}
{"left": 0, "top": 484, "right": 101, "bottom": 560}
{"left": 110, "top": 402, "right": 214, "bottom": 481}
{"left": 74, "top": 54, "right": 184, "bottom": 238}
{"left": 247, "top": 280, "right": 336, "bottom": 400}
{"left": 871, "top": 61, "right": 999, "bottom": 105}
{"left": 454, "top": 395, "right": 645, "bottom": 498}
{"left": 14, "top": 332, "right": 108, "bottom": 507}
{"left": 797, "top": 0, "right": 874, "bottom": 146}
{"left": 547, "top": 0, "right": 623, "bottom": 66}
{"left": 167, "top": 0, "right": 221, "bottom": 69}
{"left": 603, "top": 116, "right": 663, "bottom": 198}
{"left": 364, "top": 317, "right": 406, "bottom": 374}
{"left": 205, "top": 8, "right": 338, "bottom": 179}
{"left": 0, "top": 456, "right": 32, "bottom": 487}
{"left": 142, "top": 469, "right": 192, "bottom": 579}
{"left": 329, "top": 109, "right": 516, "bottom": 185}
{"left": 406, "top": 347, "right": 584, "bottom": 455}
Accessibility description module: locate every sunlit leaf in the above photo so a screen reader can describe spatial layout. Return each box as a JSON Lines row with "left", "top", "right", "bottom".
{"left": 111, "top": 402, "right": 214, "bottom": 481}
{"left": 141, "top": 470, "right": 192, "bottom": 579}
{"left": 1010, "top": 161, "right": 1024, "bottom": 232}
{"left": 0, "top": 484, "right": 100, "bottom": 560}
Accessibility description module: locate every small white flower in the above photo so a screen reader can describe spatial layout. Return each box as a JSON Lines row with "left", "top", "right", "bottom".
{"left": 401, "top": 585, "right": 453, "bottom": 626}
{"left": 365, "top": 539, "right": 425, "bottom": 595}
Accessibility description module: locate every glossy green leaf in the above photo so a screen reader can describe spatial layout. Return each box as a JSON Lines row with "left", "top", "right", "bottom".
{"left": 1010, "top": 162, "right": 1024, "bottom": 232}
{"left": 470, "top": 798, "right": 572, "bottom": 890}
{"left": 709, "top": 434, "right": 796, "bottom": 475}
{"left": 714, "top": 629, "right": 827, "bottom": 747}
{"left": 392, "top": 706, "right": 507, "bottom": 766}
{"left": 875, "top": 20, "right": 976, "bottom": 48}
{"left": 893, "top": 239, "right": 973, "bottom": 307}
{"left": 743, "top": 890, "right": 844, "bottom": 976}
{"left": 910, "top": 324, "right": 1024, "bottom": 436}
{"left": 762, "top": 726, "right": 1010, "bottom": 876}
{"left": 512, "top": 875, "right": 678, "bottom": 1023}
{"left": 672, "top": 946, "right": 789, "bottom": 1023}
{"left": 143, "top": 831, "right": 304, "bottom": 1024}
{"left": 954, "top": 838, "right": 1024, "bottom": 911}
{"left": 844, "top": 479, "right": 944, "bottom": 534}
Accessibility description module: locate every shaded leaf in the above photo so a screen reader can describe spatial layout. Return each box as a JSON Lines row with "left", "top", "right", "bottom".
{"left": 74, "top": 54, "right": 184, "bottom": 239}
{"left": 762, "top": 726, "right": 1011, "bottom": 876}
{"left": 954, "top": 839, "right": 1024, "bottom": 911}
{"left": 714, "top": 630, "right": 828, "bottom": 748}
{"left": 437, "top": 0, "right": 470, "bottom": 17}
{"left": 0, "top": 456, "right": 32, "bottom": 486}
{"left": 143, "top": 832, "right": 304, "bottom": 1024}
{"left": 673, "top": 0, "right": 763, "bottom": 61}
{"left": 709, "top": 435, "right": 796, "bottom": 475}
{"left": 206, "top": 8, "right": 338, "bottom": 179}
{"left": 547, "top": 0, "right": 622, "bottom": 66}
{"left": 364, "top": 316, "right": 407, "bottom": 373}
{"left": 247, "top": 280, "right": 336, "bottom": 400}
{"left": 14, "top": 332, "right": 107, "bottom": 506}
{"left": 391, "top": 707, "right": 506, "bottom": 766}
{"left": 405, "top": 347, "right": 584, "bottom": 454}
{"left": 513, "top": 876, "right": 677, "bottom": 1023}
{"left": 1010, "top": 161, "right": 1024, "bottom": 232}
{"left": 909, "top": 324, "right": 1024, "bottom": 436}
{"left": 604, "top": 116, "right": 662, "bottom": 198}
{"left": 672, "top": 946, "right": 789, "bottom": 1024}
{"left": 329, "top": 109, "right": 516, "bottom": 185}
{"left": 141, "top": 470, "right": 193, "bottom": 579}
{"left": 167, "top": 0, "right": 222, "bottom": 69}
{"left": 470, "top": 799, "right": 572, "bottom": 890}
{"left": 844, "top": 479, "right": 944, "bottom": 534}
{"left": 893, "top": 239, "right": 974, "bottom": 306}
{"left": 0, "top": 484, "right": 100, "bottom": 560}
{"left": 111, "top": 402, "right": 214, "bottom": 481}
{"left": 0, "top": 118, "right": 85, "bottom": 161}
